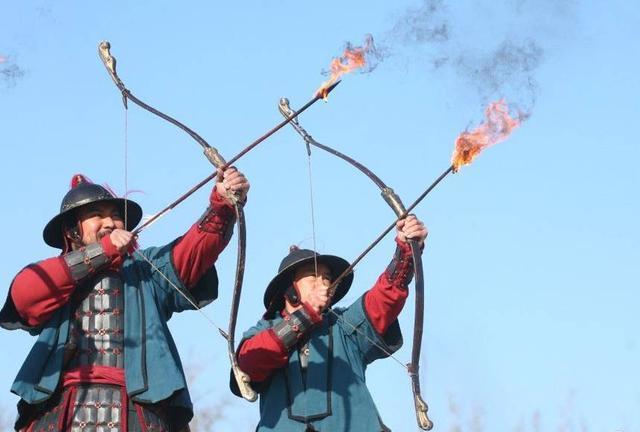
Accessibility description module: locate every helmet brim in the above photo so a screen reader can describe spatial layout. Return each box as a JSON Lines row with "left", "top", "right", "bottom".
{"left": 262, "top": 253, "right": 354, "bottom": 319}
{"left": 43, "top": 197, "right": 142, "bottom": 249}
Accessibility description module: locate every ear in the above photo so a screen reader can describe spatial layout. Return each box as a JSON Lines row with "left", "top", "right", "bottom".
{"left": 284, "top": 285, "right": 301, "bottom": 307}
{"left": 64, "top": 223, "right": 84, "bottom": 252}
{"left": 66, "top": 226, "right": 81, "bottom": 242}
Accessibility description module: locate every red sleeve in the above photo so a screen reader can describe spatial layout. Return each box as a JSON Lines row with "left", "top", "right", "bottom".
{"left": 238, "top": 329, "right": 289, "bottom": 383}
{"left": 11, "top": 256, "right": 75, "bottom": 327}
{"left": 11, "top": 236, "right": 122, "bottom": 327}
{"left": 172, "top": 188, "right": 236, "bottom": 289}
{"left": 238, "top": 303, "right": 322, "bottom": 383}
{"left": 364, "top": 240, "right": 412, "bottom": 335}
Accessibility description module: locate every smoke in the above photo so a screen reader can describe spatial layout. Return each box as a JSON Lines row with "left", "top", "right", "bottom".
{"left": 322, "top": 0, "right": 569, "bottom": 112}
{"left": 378, "top": 0, "right": 576, "bottom": 112}
{"left": 0, "top": 55, "right": 26, "bottom": 88}
{"left": 452, "top": 38, "right": 544, "bottom": 108}
{"left": 389, "top": 0, "right": 450, "bottom": 45}
{"left": 356, "top": 34, "right": 387, "bottom": 74}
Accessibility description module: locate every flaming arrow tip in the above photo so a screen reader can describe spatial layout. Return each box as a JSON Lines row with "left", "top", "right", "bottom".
{"left": 315, "top": 79, "right": 342, "bottom": 100}
{"left": 325, "top": 79, "right": 342, "bottom": 93}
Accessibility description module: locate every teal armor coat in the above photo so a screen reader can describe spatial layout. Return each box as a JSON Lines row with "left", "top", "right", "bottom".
{"left": 0, "top": 241, "right": 218, "bottom": 428}
{"left": 242, "top": 295, "right": 402, "bottom": 432}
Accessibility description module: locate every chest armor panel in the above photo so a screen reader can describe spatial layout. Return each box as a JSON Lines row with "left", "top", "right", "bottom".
{"left": 26, "top": 274, "right": 173, "bottom": 431}
{"left": 67, "top": 273, "right": 125, "bottom": 369}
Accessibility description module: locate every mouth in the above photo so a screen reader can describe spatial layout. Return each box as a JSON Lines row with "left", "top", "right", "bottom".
{"left": 97, "top": 230, "right": 112, "bottom": 240}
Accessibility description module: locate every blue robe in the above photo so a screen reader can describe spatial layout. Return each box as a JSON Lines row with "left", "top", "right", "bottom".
{"left": 0, "top": 240, "right": 218, "bottom": 428}
{"left": 242, "top": 295, "right": 403, "bottom": 432}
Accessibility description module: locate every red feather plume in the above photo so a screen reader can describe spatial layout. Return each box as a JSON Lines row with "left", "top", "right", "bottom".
{"left": 70, "top": 174, "right": 93, "bottom": 189}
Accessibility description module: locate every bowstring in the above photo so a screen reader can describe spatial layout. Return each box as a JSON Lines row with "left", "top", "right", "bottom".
{"left": 327, "top": 307, "right": 408, "bottom": 370}
{"left": 303, "top": 142, "right": 408, "bottom": 371}
{"left": 302, "top": 144, "right": 316, "bottom": 418}
{"left": 121, "top": 99, "right": 224, "bottom": 335}
{"left": 124, "top": 106, "right": 129, "bottom": 229}
{"left": 134, "top": 250, "right": 225, "bottom": 333}
{"left": 304, "top": 144, "right": 319, "bottom": 276}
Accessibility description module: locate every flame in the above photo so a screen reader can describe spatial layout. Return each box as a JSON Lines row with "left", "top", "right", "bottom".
{"left": 315, "top": 35, "right": 375, "bottom": 100}
{"left": 451, "top": 99, "right": 521, "bottom": 172}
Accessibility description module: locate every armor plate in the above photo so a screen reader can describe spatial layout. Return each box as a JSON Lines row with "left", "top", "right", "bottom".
{"left": 69, "top": 385, "right": 123, "bottom": 431}
{"left": 26, "top": 274, "right": 172, "bottom": 431}
{"left": 67, "top": 274, "right": 125, "bottom": 369}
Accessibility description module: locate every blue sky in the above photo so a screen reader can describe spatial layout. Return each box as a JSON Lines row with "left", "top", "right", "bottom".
{"left": 1, "top": 1, "right": 638, "bottom": 431}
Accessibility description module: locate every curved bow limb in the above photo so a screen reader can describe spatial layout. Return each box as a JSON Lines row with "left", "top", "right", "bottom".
{"left": 278, "top": 98, "right": 433, "bottom": 430}
{"left": 219, "top": 204, "right": 256, "bottom": 401}
{"left": 408, "top": 243, "right": 433, "bottom": 431}
{"left": 98, "top": 41, "right": 256, "bottom": 401}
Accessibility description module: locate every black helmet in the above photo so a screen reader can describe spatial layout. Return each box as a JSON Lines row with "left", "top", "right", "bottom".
{"left": 263, "top": 246, "right": 354, "bottom": 318}
{"left": 42, "top": 174, "right": 142, "bottom": 249}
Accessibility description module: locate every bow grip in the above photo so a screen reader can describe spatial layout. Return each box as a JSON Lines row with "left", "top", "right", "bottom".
{"left": 381, "top": 187, "right": 406, "bottom": 217}
{"left": 203, "top": 146, "right": 227, "bottom": 169}
{"left": 203, "top": 146, "right": 244, "bottom": 206}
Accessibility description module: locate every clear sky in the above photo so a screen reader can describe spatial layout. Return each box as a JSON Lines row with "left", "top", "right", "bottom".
{"left": 1, "top": 1, "right": 638, "bottom": 431}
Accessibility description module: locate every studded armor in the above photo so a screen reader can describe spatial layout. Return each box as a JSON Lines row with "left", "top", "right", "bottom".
{"left": 69, "top": 385, "right": 123, "bottom": 431}
{"left": 66, "top": 273, "right": 125, "bottom": 369}
{"left": 24, "top": 384, "right": 171, "bottom": 432}
{"left": 64, "top": 242, "right": 112, "bottom": 283}
{"left": 43, "top": 272, "right": 172, "bottom": 431}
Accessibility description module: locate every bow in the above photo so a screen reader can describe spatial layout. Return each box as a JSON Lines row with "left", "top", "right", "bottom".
{"left": 278, "top": 98, "right": 434, "bottom": 430}
{"left": 97, "top": 41, "right": 339, "bottom": 401}
{"left": 97, "top": 41, "right": 258, "bottom": 401}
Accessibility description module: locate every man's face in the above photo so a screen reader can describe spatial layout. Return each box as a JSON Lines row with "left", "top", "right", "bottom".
{"left": 75, "top": 202, "right": 125, "bottom": 246}
{"left": 292, "top": 262, "right": 332, "bottom": 299}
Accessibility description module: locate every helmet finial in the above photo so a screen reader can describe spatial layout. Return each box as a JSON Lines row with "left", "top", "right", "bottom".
{"left": 70, "top": 174, "right": 93, "bottom": 189}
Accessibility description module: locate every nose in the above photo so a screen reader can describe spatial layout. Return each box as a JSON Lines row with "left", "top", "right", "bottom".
{"left": 102, "top": 216, "right": 115, "bottom": 229}
{"left": 316, "top": 275, "right": 331, "bottom": 286}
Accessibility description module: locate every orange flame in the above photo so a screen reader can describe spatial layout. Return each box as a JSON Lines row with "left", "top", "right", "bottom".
{"left": 451, "top": 99, "right": 522, "bottom": 172}
{"left": 315, "top": 35, "right": 375, "bottom": 100}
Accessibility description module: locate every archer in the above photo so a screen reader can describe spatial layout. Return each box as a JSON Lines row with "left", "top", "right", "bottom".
{"left": 0, "top": 169, "right": 249, "bottom": 431}
{"left": 231, "top": 215, "right": 427, "bottom": 431}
